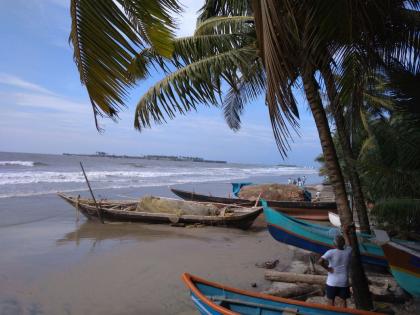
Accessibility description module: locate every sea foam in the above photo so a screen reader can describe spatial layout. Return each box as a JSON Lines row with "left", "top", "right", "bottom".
{"left": 0, "top": 161, "right": 35, "bottom": 167}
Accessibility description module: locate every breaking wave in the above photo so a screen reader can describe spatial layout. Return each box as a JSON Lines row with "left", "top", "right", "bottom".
{"left": 0, "top": 167, "right": 316, "bottom": 186}
{"left": 0, "top": 160, "right": 35, "bottom": 167}
{"left": 0, "top": 165, "right": 318, "bottom": 198}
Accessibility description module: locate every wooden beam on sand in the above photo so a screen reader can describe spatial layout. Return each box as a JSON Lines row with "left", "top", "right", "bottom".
{"left": 265, "top": 271, "right": 326, "bottom": 285}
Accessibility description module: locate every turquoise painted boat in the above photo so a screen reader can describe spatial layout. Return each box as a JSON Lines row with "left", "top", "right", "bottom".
{"left": 382, "top": 241, "right": 420, "bottom": 297}
{"left": 374, "top": 230, "right": 420, "bottom": 297}
{"left": 262, "top": 200, "right": 387, "bottom": 267}
{"left": 182, "top": 273, "right": 383, "bottom": 315}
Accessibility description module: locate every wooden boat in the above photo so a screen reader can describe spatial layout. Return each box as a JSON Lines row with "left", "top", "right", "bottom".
{"left": 57, "top": 193, "right": 262, "bottom": 230}
{"left": 374, "top": 230, "right": 420, "bottom": 297}
{"left": 263, "top": 201, "right": 388, "bottom": 267}
{"left": 182, "top": 273, "right": 383, "bottom": 315}
{"left": 171, "top": 188, "right": 336, "bottom": 221}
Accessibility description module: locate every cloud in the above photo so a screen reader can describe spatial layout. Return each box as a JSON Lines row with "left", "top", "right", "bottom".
{"left": 0, "top": 92, "right": 89, "bottom": 115}
{"left": 0, "top": 73, "right": 55, "bottom": 95}
{"left": 0, "top": 73, "right": 90, "bottom": 115}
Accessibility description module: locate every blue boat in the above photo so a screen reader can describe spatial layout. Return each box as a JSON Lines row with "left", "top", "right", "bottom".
{"left": 373, "top": 230, "right": 420, "bottom": 297}
{"left": 262, "top": 200, "right": 387, "bottom": 267}
{"left": 382, "top": 241, "right": 420, "bottom": 297}
{"left": 182, "top": 273, "right": 383, "bottom": 315}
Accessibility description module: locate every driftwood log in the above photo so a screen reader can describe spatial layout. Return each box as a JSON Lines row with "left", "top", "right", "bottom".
{"left": 264, "top": 283, "right": 323, "bottom": 300}
{"left": 265, "top": 271, "right": 326, "bottom": 285}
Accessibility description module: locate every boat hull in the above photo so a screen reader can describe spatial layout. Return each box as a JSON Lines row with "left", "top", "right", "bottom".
{"left": 381, "top": 242, "right": 420, "bottom": 297}
{"left": 171, "top": 188, "right": 336, "bottom": 221}
{"left": 183, "top": 273, "right": 383, "bottom": 315}
{"left": 58, "top": 193, "right": 262, "bottom": 230}
{"left": 264, "top": 205, "right": 387, "bottom": 267}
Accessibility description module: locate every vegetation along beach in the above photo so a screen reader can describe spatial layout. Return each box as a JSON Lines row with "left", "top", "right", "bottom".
{"left": 1, "top": 1, "right": 419, "bottom": 314}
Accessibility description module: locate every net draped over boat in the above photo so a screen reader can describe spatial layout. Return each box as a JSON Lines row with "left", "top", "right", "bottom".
{"left": 238, "top": 184, "right": 305, "bottom": 201}
{"left": 136, "top": 196, "right": 221, "bottom": 216}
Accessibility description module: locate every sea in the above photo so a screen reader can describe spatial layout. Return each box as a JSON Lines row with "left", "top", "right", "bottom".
{"left": 0, "top": 151, "right": 321, "bottom": 314}
{"left": 0, "top": 151, "right": 320, "bottom": 199}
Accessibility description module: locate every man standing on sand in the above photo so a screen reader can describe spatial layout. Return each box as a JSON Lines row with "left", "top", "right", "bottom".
{"left": 318, "top": 225, "right": 353, "bottom": 307}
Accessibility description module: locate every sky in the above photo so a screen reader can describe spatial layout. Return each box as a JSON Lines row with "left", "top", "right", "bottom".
{"left": 0, "top": 0, "right": 322, "bottom": 166}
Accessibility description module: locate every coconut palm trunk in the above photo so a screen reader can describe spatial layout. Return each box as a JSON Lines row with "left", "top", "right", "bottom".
{"left": 301, "top": 70, "right": 373, "bottom": 310}
{"left": 321, "top": 66, "right": 371, "bottom": 234}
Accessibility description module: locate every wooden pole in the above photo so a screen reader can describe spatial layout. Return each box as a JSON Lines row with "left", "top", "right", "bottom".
{"left": 254, "top": 193, "right": 262, "bottom": 207}
{"left": 76, "top": 194, "right": 80, "bottom": 222}
{"left": 80, "top": 162, "right": 104, "bottom": 224}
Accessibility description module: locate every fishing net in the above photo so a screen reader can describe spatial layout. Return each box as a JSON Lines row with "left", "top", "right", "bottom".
{"left": 136, "top": 196, "right": 221, "bottom": 216}
{"left": 238, "top": 184, "right": 305, "bottom": 201}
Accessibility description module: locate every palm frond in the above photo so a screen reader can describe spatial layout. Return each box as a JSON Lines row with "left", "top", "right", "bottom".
{"left": 134, "top": 46, "right": 258, "bottom": 130}
{"left": 223, "top": 60, "right": 266, "bottom": 130}
{"left": 255, "top": 0, "right": 302, "bottom": 156}
{"left": 128, "top": 32, "right": 252, "bottom": 78}
{"left": 195, "top": 16, "right": 254, "bottom": 35}
{"left": 69, "top": 0, "right": 180, "bottom": 129}
{"left": 197, "top": 0, "right": 252, "bottom": 23}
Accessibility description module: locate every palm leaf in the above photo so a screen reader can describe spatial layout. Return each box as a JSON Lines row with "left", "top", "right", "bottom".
{"left": 223, "top": 61, "right": 266, "bottom": 130}
{"left": 69, "top": 0, "right": 180, "bottom": 129}
{"left": 195, "top": 16, "right": 254, "bottom": 36}
{"left": 197, "top": 0, "right": 253, "bottom": 22}
{"left": 134, "top": 46, "right": 259, "bottom": 130}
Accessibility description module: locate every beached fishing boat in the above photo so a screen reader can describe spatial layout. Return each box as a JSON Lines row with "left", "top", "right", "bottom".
{"left": 374, "top": 230, "right": 420, "bottom": 297}
{"left": 57, "top": 193, "right": 262, "bottom": 229}
{"left": 171, "top": 188, "right": 336, "bottom": 221}
{"left": 263, "top": 201, "right": 388, "bottom": 267}
{"left": 382, "top": 242, "right": 420, "bottom": 297}
{"left": 182, "top": 273, "right": 383, "bottom": 315}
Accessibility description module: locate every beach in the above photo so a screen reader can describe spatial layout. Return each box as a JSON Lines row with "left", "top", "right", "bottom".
{"left": 0, "top": 204, "right": 290, "bottom": 314}
{"left": 0, "top": 152, "right": 320, "bottom": 314}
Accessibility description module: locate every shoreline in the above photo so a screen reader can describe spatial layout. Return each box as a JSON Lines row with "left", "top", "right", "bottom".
{"left": 0, "top": 179, "right": 298, "bottom": 314}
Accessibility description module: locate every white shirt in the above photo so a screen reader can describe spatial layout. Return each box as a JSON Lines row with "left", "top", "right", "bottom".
{"left": 321, "top": 246, "right": 352, "bottom": 287}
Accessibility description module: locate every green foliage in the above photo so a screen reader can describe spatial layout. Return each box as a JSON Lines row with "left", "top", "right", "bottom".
{"left": 358, "top": 113, "right": 420, "bottom": 200}
{"left": 372, "top": 199, "right": 420, "bottom": 233}
{"left": 69, "top": 0, "right": 181, "bottom": 128}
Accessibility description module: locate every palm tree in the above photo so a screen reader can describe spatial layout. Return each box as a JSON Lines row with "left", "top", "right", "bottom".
{"left": 127, "top": 7, "right": 372, "bottom": 306}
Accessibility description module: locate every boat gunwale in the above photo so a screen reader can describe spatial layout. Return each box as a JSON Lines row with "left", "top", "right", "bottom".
{"left": 182, "top": 273, "right": 383, "bottom": 315}
{"left": 171, "top": 187, "right": 337, "bottom": 209}
{"left": 267, "top": 221, "right": 384, "bottom": 261}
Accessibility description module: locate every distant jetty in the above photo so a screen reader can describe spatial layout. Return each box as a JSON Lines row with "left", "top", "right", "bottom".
{"left": 62, "top": 152, "right": 226, "bottom": 164}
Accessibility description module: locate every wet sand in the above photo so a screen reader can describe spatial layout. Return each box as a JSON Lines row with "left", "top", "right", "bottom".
{"left": 2, "top": 221, "right": 291, "bottom": 314}
{"left": 0, "top": 179, "right": 299, "bottom": 314}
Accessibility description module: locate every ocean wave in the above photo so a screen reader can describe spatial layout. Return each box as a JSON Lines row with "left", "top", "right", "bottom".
{"left": 0, "top": 160, "right": 35, "bottom": 167}
{"left": 0, "top": 174, "right": 247, "bottom": 199}
{"left": 0, "top": 167, "right": 317, "bottom": 186}
{"left": 0, "top": 165, "right": 319, "bottom": 199}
